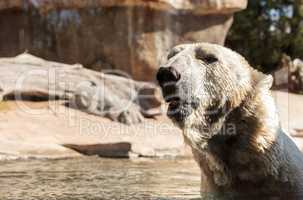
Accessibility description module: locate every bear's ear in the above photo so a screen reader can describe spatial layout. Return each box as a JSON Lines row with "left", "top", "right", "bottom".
{"left": 252, "top": 70, "right": 273, "bottom": 91}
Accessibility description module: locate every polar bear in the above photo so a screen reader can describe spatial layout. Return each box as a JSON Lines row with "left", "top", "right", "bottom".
{"left": 156, "top": 43, "right": 303, "bottom": 199}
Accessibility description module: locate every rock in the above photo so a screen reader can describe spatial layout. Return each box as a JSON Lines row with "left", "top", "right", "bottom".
{"left": 273, "top": 54, "right": 292, "bottom": 89}
{"left": 0, "top": 0, "right": 248, "bottom": 14}
{"left": 63, "top": 143, "right": 132, "bottom": 158}
{"left": 0, "top": 53, "right": 162, "bottom": 124}
{"left": 0, "top": 101, "right": 189, "bottom": 159}
{"left": 0, "top": 53, "right": 187, "bottom": 159}
{"left": 0, "top": 0, "right": 247, "bottom": 81}
{"left": 273, "top": 56, "right": 303, "bottom": 93}
{"left": 290, "top": 58, "right": 303, "bottom": 93}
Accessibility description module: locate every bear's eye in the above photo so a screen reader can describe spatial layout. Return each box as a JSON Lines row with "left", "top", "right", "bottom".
{"left": 195, "top": 48, "right": 218, "bottom": 64}
{"left": 203, "top": 55, "right": 218, "bottom": 64}
{"left": 196, "top": 54, "right": 218, "bottom": 64}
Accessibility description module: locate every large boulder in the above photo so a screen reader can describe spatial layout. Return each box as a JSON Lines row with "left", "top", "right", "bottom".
{"left": 0, "top": 53, "right": 189, "bottom": 159}
{"left": 0, "top": 0, "right": 247, "bottom": 81}
{"left": 0, "top": 53, "right": 162, "bottom": 125}
{"left": 0, "top": 0, "right": 247, "bottom": 14}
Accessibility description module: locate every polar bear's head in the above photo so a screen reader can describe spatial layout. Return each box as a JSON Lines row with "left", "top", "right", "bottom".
{"left": 157, "top": 43, "right": 273, "bottom": 148}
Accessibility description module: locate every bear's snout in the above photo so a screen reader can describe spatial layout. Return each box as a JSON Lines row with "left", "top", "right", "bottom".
{"left": 156, "top": 66, "right": 181, "bottom": 86}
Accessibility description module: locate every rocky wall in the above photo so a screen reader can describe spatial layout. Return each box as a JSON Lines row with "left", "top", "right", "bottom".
{"left": 0, "top": 0, "right": 247, "bottom": 81}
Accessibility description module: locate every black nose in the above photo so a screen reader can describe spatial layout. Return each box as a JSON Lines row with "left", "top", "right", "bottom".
{"left": 156, "top": 66, "right": 181, "bottom": 86}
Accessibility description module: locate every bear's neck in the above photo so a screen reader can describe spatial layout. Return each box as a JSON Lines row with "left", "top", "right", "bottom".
{"left": 194, "top": 89, "right": 283, "bottom": 190}
{"left": 223, "top": 88, "right": 280, "bottom": 153}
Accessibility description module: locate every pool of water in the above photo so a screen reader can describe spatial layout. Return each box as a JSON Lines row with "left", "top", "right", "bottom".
{"left": 0, "top": 157, "right": 201, "bottom": 200}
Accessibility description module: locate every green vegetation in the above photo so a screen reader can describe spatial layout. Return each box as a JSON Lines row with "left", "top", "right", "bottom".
{"left": 226, "top": 0, "right": 303, "bottom": 72}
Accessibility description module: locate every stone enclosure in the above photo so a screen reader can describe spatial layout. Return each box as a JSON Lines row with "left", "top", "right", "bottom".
{"left": 0, "top": 0, "right": 247, "bottom": 81}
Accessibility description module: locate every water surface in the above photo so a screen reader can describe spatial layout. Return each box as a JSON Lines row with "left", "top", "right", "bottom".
{"left": 0, "top": 157, "right": 201, "bottom": 200}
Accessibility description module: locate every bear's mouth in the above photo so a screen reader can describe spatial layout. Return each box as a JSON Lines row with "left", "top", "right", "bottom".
{"left": 168, "top": 99, "right": 180, "bottom": 111}
{"left": 165, "top": 96, "right": 180, "bottom": 112}
{"left": 165, "top": 95, "right": 200, "bottom": 124}
{"left": 166, "top": 97, "right": 189, "bottom": 123}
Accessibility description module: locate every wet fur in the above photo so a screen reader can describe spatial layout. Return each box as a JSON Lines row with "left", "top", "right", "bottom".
{"left": 160, "top": 43, "right": 303, "bottom": 199}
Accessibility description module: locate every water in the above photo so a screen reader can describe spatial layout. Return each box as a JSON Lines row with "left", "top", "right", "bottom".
{"left": 0, "top": 157, "right": 201, "bottom": 200}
